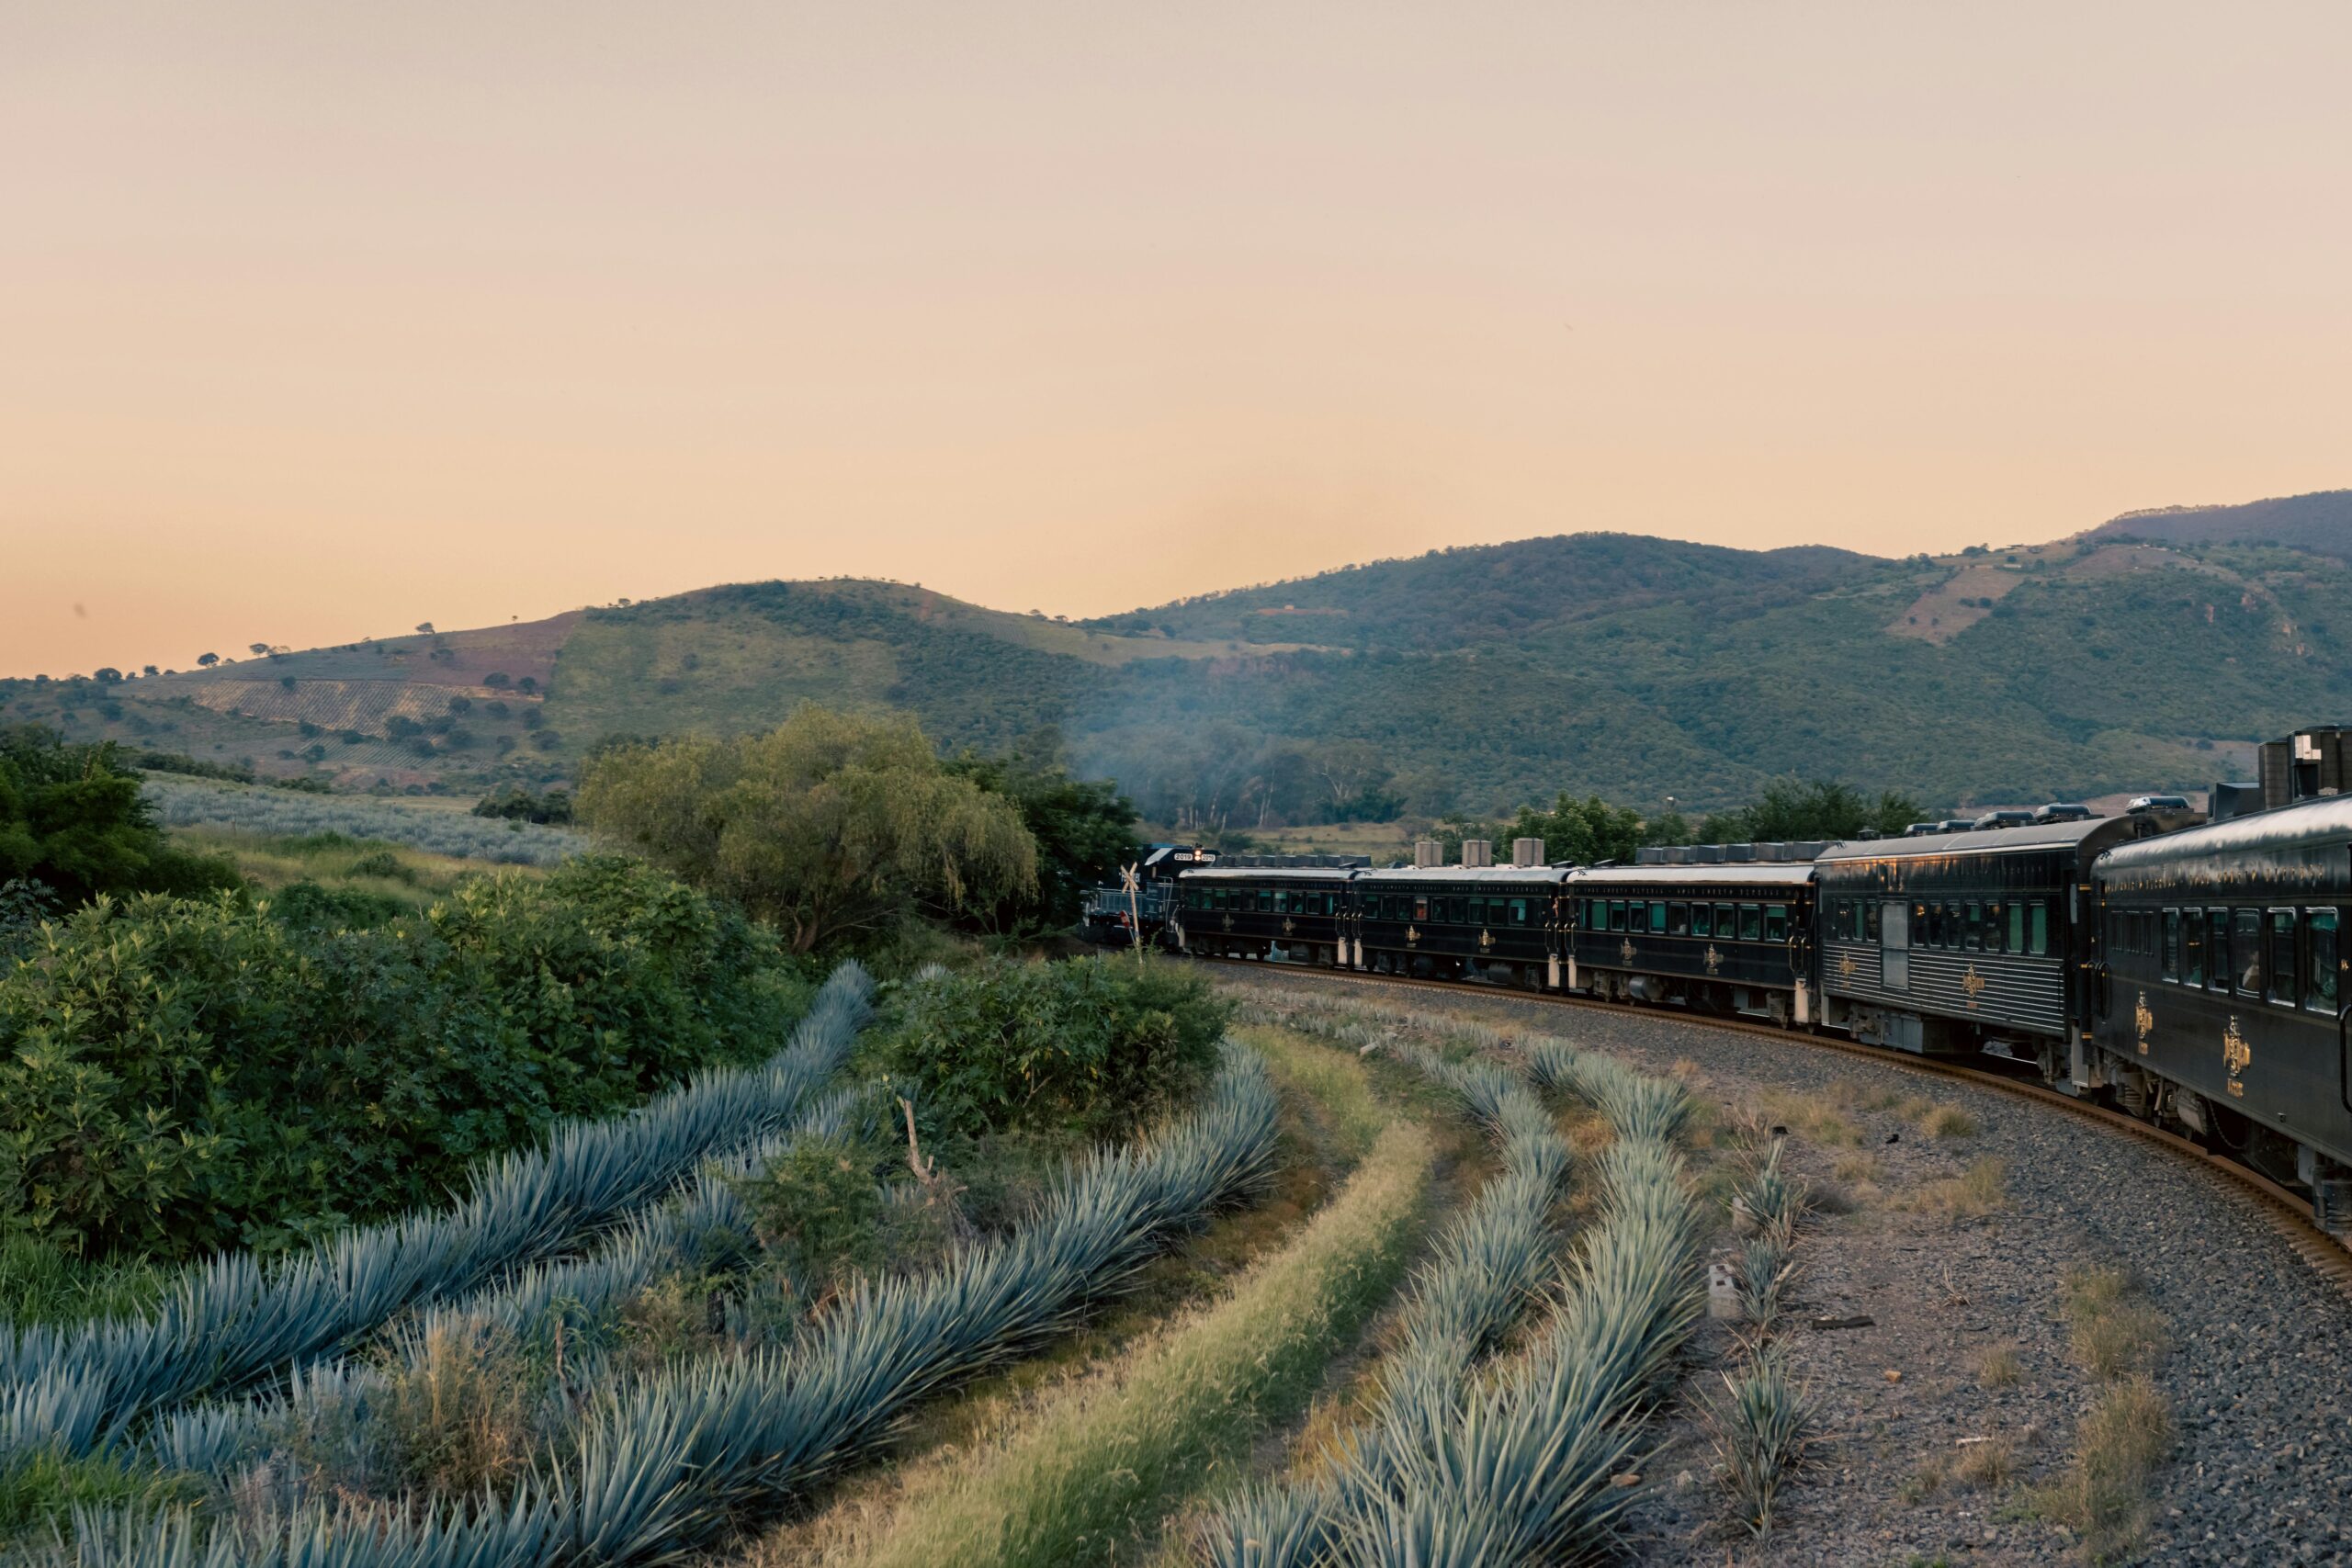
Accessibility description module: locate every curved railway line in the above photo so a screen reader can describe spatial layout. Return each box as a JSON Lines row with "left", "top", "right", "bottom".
{"left": 1199, "top": 953, "right": 2352, "bottom": 1303}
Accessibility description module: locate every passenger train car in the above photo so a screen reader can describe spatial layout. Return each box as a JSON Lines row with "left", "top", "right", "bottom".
{"left": 1126, "top": 730, "right": 2352, "bottom": 1233}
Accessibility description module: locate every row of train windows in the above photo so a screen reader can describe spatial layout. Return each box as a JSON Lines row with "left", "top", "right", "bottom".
{"left": 2108, "top": 905, "right": 2341, "bottom": 1012}
{"left": 1364, "top": 894, "right": 1534, "bottom": 927}
{"left": 1578, "top": 898, "right": 1788, "bottom": 942}
{"left": 1826, "top": 897, "right": 2052, "bottom": 956}
{"left": 1187, "top": 886, "right": 1340, "bottom": 916}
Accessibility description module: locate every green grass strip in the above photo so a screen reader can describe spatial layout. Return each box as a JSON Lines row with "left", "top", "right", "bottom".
{"left": 847, "top": 1115, "right": 1432, "bottom": 1568}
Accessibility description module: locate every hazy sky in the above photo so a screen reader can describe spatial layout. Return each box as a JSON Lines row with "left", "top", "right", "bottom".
{"left": 5, "top": 2, "right": 2348, "bottom": 678}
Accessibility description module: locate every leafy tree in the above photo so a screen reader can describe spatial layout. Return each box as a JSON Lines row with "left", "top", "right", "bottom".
{"left": 414, "top": 622, "right": 435, "bottom": 635}
{"left": 1504, "top": 793, "right": 1648, "bottom": 865}
{"left": 141, "top": 665, "right": 158, "bottom": 678}
{"left": 515, "top": 676, "right": 537, "bottom": 694}
{"left": 481, "top": 671, "right": 512, "bottom": 689}
{"left": 196, "top": 653, "right": 219, "bottom": 668}
{"left": 0, "top": 727, "right": 242, "bottom": 907}
{"left": 92, "top": 669, "right": 122, "bottom": 685}
{"left": 577, "top": 705, "right": 1037, "bottom": 953}
{"left": 946, "top": 740, "right": 1136, "bottom": 931}
{"left": 1700, "top": 779, "right": 1926, "bottom": 842}
{"left": 447, "top": 695, "right": 472, "bottom": 714}
{"left": 248, "top": 643, "right": 271, "bottom": 658}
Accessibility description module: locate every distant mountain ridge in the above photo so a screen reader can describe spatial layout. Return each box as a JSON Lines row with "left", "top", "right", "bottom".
{"left": 2091, "top": 489, "right": 2352, "bottom": 562}
{"left": 6, "top": 498, "right": 2348, "bottom": 819}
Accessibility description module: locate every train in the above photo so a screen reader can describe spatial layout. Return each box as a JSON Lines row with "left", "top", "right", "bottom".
{"left": 1096, "top": 725, "right": 2352, "bottom": 1235}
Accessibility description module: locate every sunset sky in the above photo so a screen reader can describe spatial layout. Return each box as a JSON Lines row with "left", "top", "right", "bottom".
{"left": 4, "top": 1, "right": 2348, "bottom": 679}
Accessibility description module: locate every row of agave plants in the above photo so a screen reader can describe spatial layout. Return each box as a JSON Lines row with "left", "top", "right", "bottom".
{"left": 147, "top": 1080, "right": 875, "bottom": 1478}
{"left": 35, "top": 1043, "right": 1285, "bottom": 1565}
{"left": 1199, "top": 1042, "right": 1576, "bottom": 1564}
{"left": 0, "top": 962, "right": 876, "bottom": 1467}
{"left": 1209, "top": 991, "right": 1707, "bottom": 1565}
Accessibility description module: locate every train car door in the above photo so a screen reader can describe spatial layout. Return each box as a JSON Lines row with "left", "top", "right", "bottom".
{"left": 1882, "top": 898, "right": 1910, "bottom": 990}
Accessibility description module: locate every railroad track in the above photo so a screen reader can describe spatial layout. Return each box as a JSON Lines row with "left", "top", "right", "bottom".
{"left": 1201, "top": 954, "right": 2352, "bottom": 1300}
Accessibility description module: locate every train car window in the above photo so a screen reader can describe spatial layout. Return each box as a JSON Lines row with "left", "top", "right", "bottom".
{"left": 1649, "top": 901, "right": 1668, "bottom": 933}
{"left": 1965, "top": 901, "right": 1984, "bottom": 951}
{"left": 2007, "top": 902, "right": 2023, "bottom": 953}
{"left": 1866, "top": 901, "right": 1883, "bottom": 942}
{"left": 1690, "top": 903, "right": 1713, "bottom": 938}
{"left": 2307, "top": 910, "right": 2339, "bottom": 1012}
{"left": 1716, "top": 903, "right": 1738, "bottom": 938}
{"left": 1739, "top": 904, "right": 1763, "bottom": 942}
{"left": 2182, "top": 912, "right": 2206, "bottom": 987}
{"left": 2030, "top": 902, "right": 2051, "bottom": 956}
{"left": 1984, "top": 901, "right": 2005, "bottom": 953}
{"left": 1273, "top": 889, "right": 1290, "bottom": 914}
{"left": 1414, "top": 897, "right": 1430, "bottom": 922}
{"left": 1668, "top": 901, "right": 1689, "bottom": 936}
{"left": 1766, "top": 905, "right": 1789, "bottom": 942}
{"left": 2162, "top": 908, "right": 2179, "bottom": 979}
{"left": 2233, "top": 908, "right": 2264, "bottom": 996}
{"left": 1608, "top": 900, "right": 1627, "bottom": 932}
{"left": 1468, "top": 897, "right": 1487, "bottom": 926}
{"left": 1510, "top": 898, "right": 1529, "bottom": 926}
{"left": 2208, "top": 908, "right": 2231, "bottom": 992}
{"left": 2267, "top": 910, "right": 2298, "bottom": 1005}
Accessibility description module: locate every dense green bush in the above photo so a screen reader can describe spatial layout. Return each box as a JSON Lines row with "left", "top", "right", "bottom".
{"left": 872, "top": 955, "right": 1227, "bottom": 1141}
{"left": 0, "top": 725, "right": 243, "bottom": 907}
{"left": 0, "top": 855, "right": 817, "bottom": 1258}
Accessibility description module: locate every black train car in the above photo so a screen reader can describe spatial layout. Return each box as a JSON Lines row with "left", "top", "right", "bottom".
{"left": 1352, "top": 865, "right": 1569, "bottom": 987}
{"left": 1170, "top": 865, "right": 1356, "bottom": 968}
{"left": 1565, "top": 862, "right": 1817, "bottom": 1024}
{"left": 2090, "top": 797, "right": 2352, "bottom": 1210}
{"left": 1815, "top": 817, "right": 2146, "bottom": 1077}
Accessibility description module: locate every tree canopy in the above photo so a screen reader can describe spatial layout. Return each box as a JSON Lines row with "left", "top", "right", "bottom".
{"left": 946, "top": 737, "right": 1137, "bottom": 932}
{"left": 0, "top": 726, "right": 241, "bottom": 909}
{"left": 576, "top": 705, "right": 1037, "bottom": 953}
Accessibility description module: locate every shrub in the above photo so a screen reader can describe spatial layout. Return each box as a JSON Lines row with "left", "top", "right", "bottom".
{"left": 874, "top": 956, "right": 1227, "bottom": 1141}
{"left": 0, "top": 727, "right": 243, "bottom": 906}
{"left": 0, "top": 856, "right": 818, "bottom": 1258}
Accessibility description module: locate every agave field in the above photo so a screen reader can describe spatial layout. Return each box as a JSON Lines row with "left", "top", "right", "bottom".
{"left": 0, "top": 967, "right": 1736, "bottom": 1567}
{"left": 143, "top": 775, "right": 580, "bottom": 865}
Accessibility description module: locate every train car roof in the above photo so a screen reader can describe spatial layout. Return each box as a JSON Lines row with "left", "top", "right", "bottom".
{"left": 1180, "top": 865, "right": 1362, "bottom": 881}
{"left": 1815, "top": 817, "right": 2136, "bottom": 862}
{"left": 1353, "top": 865, "right": 1577, "bottom": 886}
{"left": 1569, "top": 863, "right": 1815, "bottom": 886}
{"left": 2098, "top": 794, "right": 2352, "bottom": 873}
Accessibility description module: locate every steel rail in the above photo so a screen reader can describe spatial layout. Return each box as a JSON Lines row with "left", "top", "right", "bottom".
{"left": 1199, "top": 955, "right": 2352, "bottom": 1300}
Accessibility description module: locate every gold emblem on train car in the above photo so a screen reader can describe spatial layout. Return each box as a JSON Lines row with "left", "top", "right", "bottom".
{"left": 1406, "top": 925, "right": 1420, "bottom": 945}
{"left": 1620, "top": 939, "right": 1637, "bottom": 965}
{"left": 1961, "top": 965, "right": 1986, "bottom": 1008}
{"left": 1704, "top": 945, "right": 1723, "bottom": 975}
{"left": 1221, "top": 914, "right": 1233, "bottom": 931}
{"left": 1478, "top": 928, "right": 1494, "bottom": 950}
{"left": 1837, "top": 952, "right": 1857, "bottom": 980}
{"left": 1281, "top": 918, "right": 1295, "bottom": 936}
{"left": 2222, "top": 1016, "right": 2251, "bottom": 1099}
{"left": 2133, "top": 990, "right": 2154, "bottom": 1055}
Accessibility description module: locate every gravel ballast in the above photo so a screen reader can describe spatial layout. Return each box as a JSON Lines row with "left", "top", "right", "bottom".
{"left": 1223, "top": 968, "right": 2352, "bottom": 1567}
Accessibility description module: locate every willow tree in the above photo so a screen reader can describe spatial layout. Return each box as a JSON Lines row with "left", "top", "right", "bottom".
{"left": 576, "top": 707, "right": 1037, "bottom": 953}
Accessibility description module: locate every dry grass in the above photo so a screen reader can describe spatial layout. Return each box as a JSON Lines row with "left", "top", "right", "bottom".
{"left": 1920, "top": 1104, "right": 1979, "bottom": 1138}
{"left": 2035, "top": 1377, "right": 2172, "bottom": 1562}
{"left": 1893, "top": 1156, "right": 2010, "bottom": 1220}
{"left": 1973, "top": 1342, "right": 2024, "bottom": 1390}
{"left": 2030, "top": 1267, "right": 2174, "bottom": 1561}
{"left": 1901, "top": 1434, "right": 2022, "bottom": 1505}
{"left": 2063, "top": 1267, "right": 2168, "bottom": 1380}
{"left": 1831, "top": 1152, "right": 1884, "bottom": 1186}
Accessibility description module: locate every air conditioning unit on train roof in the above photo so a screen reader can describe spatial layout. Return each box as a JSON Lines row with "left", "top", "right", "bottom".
{"left": 1415, "top": 839, "right": 1442, "bottom": 868}
{"left": 1724, "top": 843, "right": 1757, "bottom": 863}
{"left": 1688, "top": 844, "right": 1725, "bottom": 864}
{"left": 1511, "top": 837, "right": 1544, "bottom": 867}
{"left": 1634, "top": 847, "right": 1668, "bottom": 865}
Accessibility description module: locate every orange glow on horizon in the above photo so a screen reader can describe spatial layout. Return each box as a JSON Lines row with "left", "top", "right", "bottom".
{"left": 4, "top": 1, "right": 2349, "bottom": 678}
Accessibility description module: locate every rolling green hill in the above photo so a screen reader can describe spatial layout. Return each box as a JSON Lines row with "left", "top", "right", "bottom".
{"left": 6, "top": 516, "right": 2348, "bottom": 820}
{"left": 2090, "top": 489, "right": 2352, "bottom": 562}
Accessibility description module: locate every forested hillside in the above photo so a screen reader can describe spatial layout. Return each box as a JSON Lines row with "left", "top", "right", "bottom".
{"left": 6, "top": 523, "right": 2347, "bottom": 821}
{"left": 2090, "top": 489, "right": 2352, "bottom": 562}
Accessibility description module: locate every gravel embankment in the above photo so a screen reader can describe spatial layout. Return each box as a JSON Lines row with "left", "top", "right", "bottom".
{"left": 1223, "top": 968, "right": 2352, "bottom": 1567}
